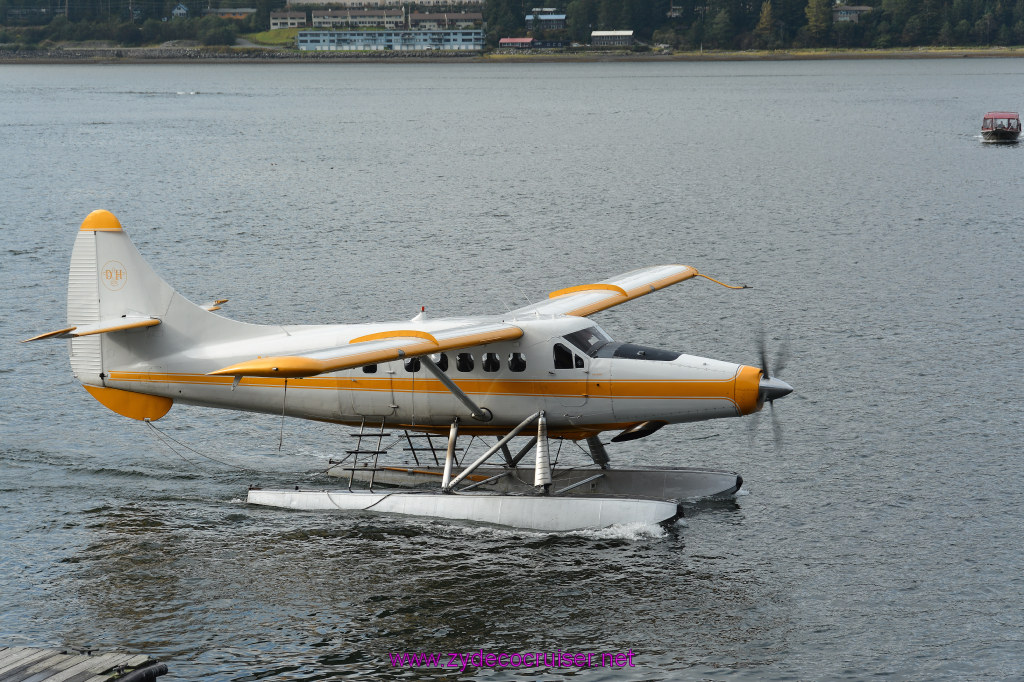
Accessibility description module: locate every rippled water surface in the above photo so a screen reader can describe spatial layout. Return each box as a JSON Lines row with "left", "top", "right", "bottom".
{"left": 1, "top": 60, "right": 1022, "bottom": 680}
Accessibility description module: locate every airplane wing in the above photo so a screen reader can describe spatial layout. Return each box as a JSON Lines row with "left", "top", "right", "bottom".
{"left": 508, "top": 265, "right": 699, "bottom": 318}
{"left": 209, "top": 321, "right": 523, "bottom": 378}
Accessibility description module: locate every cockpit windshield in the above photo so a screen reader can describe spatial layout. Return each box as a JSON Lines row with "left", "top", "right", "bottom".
{"left": 563, "top": 326, "right": 612, "bottom": 356}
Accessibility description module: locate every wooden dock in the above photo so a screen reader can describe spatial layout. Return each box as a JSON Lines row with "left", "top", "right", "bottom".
{"left": 0, "top": 646, "right": 167, "bottom": 682}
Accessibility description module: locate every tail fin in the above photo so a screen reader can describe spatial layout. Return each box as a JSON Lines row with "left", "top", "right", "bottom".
{"left": 53, "top": 210, "right": 256, "bottom": 420}
{"left": 67, "top": 210, "right": 173, "bottom": 387}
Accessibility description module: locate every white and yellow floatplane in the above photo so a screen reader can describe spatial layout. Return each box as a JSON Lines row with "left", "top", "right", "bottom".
{"left": 26, "top": 210, "right": 793, "bottom": 531}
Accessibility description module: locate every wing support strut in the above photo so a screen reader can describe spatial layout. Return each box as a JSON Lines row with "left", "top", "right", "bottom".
{"left": 420, "top": 356, "right": 492, "bottom": 422}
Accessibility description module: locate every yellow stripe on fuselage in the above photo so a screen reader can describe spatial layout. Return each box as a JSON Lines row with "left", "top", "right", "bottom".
{"left": 106, "top": 371, "right": 743, "bottom": 403}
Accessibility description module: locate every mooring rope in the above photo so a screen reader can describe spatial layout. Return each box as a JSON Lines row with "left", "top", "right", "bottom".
{"left": 278, "top": 379, "right": 288, "bottom": 451}
{"left": 144, "top": 419, "right": 258, "bottom": 473}
{"left": 324, "top": 489, "right": 398, "bottom": 511}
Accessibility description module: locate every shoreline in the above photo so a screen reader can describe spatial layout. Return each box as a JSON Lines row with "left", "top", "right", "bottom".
{"left": 2, "top": 45, "right": 1024, "bottom": 64}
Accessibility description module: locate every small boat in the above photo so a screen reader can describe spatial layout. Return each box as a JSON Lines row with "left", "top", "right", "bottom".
{"left": 981, "top": 111, "right": 1021, "bottom": 142}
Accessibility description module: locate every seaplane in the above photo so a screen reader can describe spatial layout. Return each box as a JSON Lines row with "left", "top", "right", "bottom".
{"left": 25, "top": 210, "right": 793, "bottom": 531}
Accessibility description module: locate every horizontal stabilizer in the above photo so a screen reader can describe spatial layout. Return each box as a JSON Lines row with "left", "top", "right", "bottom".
{"left": 23, "top": 316, "right": 160, "bottom": 342}
{"left": 209, "top": 321, "right": 523, "bottom": 378}
{"left": 201, "top": 299, "right": 229, "bottom": 312}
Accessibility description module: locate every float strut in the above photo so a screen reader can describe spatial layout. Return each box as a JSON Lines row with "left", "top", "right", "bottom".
{"left": 509, "top": 436, "right": 538, "bottom": 467}
{"left": 441, "top": 417, "right": 459, "bottom": 490}
{"left": 534, "top": 411, "right": 552, "bottom": 493}
{"left": 585, "top": 435, "right": 610, "bottom": 470}
{"left": 444, "top": 411, "right": 540, "bottom": 492}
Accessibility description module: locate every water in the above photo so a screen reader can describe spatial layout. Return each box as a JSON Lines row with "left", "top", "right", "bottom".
{"left": 1, "top": 60, "right": 1022, "bottom": 680}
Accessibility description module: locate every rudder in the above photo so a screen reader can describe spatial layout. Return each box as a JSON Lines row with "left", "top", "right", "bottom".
{"left": 68, "top": 210, "right": 178, "bottom": 387}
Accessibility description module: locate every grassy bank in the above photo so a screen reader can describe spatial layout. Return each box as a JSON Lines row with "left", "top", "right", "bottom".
{"left": 2, "top": 43, "right": 1023, "bottom": 63}
{"left": 484, "top": 45, "right": 1024, "bottom": 61}
{"left": 243, "top": 28, "right": 301, "bottom": 47}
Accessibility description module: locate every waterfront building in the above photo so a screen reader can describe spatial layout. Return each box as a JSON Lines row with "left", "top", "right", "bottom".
{"left": 409, "top": 12, "right": 483, "bottom": 29}
{"left": 832, "top": 5, "right": 873, "bottom": 22}
{"left": 499, "top": 37, "right": 535, "bottom": 48}
{"left": 297, "top": 29, "right": 484, "bottom": 50}
{"left": 590, "top": 30, "right": 633, "bottom": 46}
{"left": 525, "top": 12, "right": 566, "bottom": 30}
{"left": 270, "top": 10, "right": 307, "bottom": 28}
{"left": 311, "top": 8, "right": 404, "bottom": 28}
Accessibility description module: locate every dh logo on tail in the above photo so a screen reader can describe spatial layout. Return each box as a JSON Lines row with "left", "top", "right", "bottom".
{"left": 101, "top": 260, "right": 127, "bottom": 291}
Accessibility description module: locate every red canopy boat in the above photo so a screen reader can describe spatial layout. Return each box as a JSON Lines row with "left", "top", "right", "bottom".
{"left": 981, "top": 112, "right": 1021, "bottom": 142}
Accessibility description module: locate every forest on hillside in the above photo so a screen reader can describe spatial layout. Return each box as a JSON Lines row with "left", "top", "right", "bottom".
{"left": 485, "top": 0, "right": 1024, "bottom": 49}
{"left": 2, "top": 0, "right": 1023, "bottom": 49}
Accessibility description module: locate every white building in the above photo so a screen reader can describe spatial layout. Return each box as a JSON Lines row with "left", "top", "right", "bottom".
{"left": 270, "top": 10, "right": 306, "bottom": 28}
{"left": 591, "top": 30, "right": 634, "bottom": 46}
{"left": 298, "top": 29, "right": 484, "bottom": 51}
{"left": 311, "top": 8, "right": 404, "bottom": 28}
{"left": 409, "top": 12, "right": 483, "bottom": 29}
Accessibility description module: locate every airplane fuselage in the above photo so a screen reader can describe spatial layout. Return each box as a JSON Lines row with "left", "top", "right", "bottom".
{"left": 43, "top": 211, "right": 788, "bottom": 440}
{"left": 96, "top": 315, "right": 762, "bottom": 438}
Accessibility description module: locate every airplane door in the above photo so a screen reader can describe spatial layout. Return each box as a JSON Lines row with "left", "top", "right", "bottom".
{"left": 345, "top": 361, "right": 398, "bottom": 419}
{"left": 551, "top": 341, "right": 588, "bottom": 408}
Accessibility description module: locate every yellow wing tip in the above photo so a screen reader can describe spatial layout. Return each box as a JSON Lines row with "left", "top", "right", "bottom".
{"left": 80, "top": 209, "right": 122, "bottom": 232}
{"left": 22, "top": 327, "right": 77, "bottom": 342}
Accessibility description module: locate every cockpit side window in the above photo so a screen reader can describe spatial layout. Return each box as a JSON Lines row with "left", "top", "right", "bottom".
{"left": 553, "top": 343, "right": 574, "bottom": 369}
{"left": 563, "top": 326, "right": 612, "bottom": 356}
{"left": 592, "top": 342, "right": 681, "bottom": 361}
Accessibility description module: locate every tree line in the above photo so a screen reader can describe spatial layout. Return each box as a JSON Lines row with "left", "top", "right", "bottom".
{"left": 488, "top": 0, "right": 1024, "bottom": 49}
{"left": 0, "top": 0, "right": 272, "bottom": 45}
{"left": 3, "top": 0, "right": 1023, "bottom": 49}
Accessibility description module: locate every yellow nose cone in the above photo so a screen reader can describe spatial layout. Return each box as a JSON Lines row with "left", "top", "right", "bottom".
{"left": 80, "top": 210, "right": 122, "bottom": 232}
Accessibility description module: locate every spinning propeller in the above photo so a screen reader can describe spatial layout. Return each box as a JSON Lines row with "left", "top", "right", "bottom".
{"left": 752, "top": 332, "right": 793, "bottom": 453}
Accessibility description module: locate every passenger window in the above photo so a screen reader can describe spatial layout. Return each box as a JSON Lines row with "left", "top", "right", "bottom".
{"left": 404, "top": 357, "right": 421, "bottom": 373}
{"left": 482, "top": 352, "right": 500, "bottom": 372}
{"left": 575, "top": 354, "right": 584, "bottom": 369}
{"left": 553, "top": 343, "right": 573, "bottom": 369}
{"left": 509, "top": 352, "right": 526, "bottom": 372}
{"left": 456, "top": 352, "right": 474, "bottom": 372}
{"left": 362, "top": 364, "right": 377, "bottom": 374}
{"left": 431, "top": 352, "right": 449, "bottom": 372}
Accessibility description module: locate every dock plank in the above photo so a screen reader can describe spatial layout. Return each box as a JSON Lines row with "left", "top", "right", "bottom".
{"left": 16, "top": 653, "right": 84, "bottom": 682}
{"left": 0, "top": 648, "right": 165, "bottom": 682}
{"left": 45, "top": 653, "right": 134, "bottom": 682}
{"left": 21, "top": 658, "right": 79, "bottom": 682}
{"left": 0, "top": 648, "right": 57, "bottom": 677}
